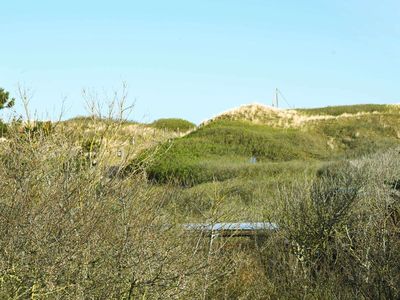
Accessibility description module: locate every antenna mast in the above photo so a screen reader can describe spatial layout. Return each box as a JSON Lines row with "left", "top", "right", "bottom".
{"left": 273, "top": 88, "right": 279, "bottom": 108}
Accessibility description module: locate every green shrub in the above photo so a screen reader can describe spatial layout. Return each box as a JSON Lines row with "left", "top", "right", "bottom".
{"left": 150, "top": 118, "right": 196, "bottom": 132}
{"left": 0, "top": 88, "right": 15, "bottom": 110}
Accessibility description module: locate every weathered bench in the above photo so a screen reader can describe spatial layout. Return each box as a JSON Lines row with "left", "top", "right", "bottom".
{"left": 183, "top": 222, "right": 279, "bottom": 238}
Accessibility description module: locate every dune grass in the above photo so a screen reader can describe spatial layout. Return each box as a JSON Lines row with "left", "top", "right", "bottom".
{"left": 296, "top": 103, "right": 400, "bottom": 116}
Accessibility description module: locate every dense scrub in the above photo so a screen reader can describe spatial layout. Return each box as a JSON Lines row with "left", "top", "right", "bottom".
{"left": 0, "top": 120, "right": 234, "bottom": 299}
{"left": 262, "top": 148, "right": 400, "bottom": 298}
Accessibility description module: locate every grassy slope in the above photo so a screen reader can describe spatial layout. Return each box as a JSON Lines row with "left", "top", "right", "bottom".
{"left": 141, "top": 104, "right": 400, "bottom": 187}
{"left": 58, "top": 105, "right": 400, "bottom": 219}
{"left": 136, "top": 104, "right": 399, "bottom": 220}
{"left": 144, "top": 121, "right": 326, "bottom": 185}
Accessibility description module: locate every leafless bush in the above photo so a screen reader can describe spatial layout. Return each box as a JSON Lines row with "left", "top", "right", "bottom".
{"left": 0, "top": 92, "right": 216, "bottom": 299}
{"left": 263, "top": 149, "right": 400, "bottom": 299}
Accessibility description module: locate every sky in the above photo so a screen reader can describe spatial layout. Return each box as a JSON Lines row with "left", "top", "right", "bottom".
{"left": 1, "top": 0, "right": 400, "bottom": 124}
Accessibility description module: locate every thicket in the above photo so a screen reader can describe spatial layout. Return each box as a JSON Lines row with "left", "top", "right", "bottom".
{"left": 262, "top": 149, "right": 400, "bottom": 298}
{"left": 0, "top": 109, "right": 241, "bottom": 299}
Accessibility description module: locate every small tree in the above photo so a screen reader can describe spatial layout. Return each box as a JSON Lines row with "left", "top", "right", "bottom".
{"left": 0, "top": 88, "right": 15, "bottom": 110}
{"left": 0, "top": 88, "right": 15, "bottom": 136}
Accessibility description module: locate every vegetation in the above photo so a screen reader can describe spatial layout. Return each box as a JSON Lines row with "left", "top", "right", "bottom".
{"left": 0, "top": 88, "right": 15, "bottom": 110}
{"left": 297, "top": 103, "right": 400, "bottom": 116}
{"left": 0, "top": 87, "right": 15, "bottom": 137}
{"left": 0, "top": 103, "right": 246, "bottom": 298}
{"left": 150, "top": 118, "right": 196, "bottom": 132}
{"left": 0, "top": 120, "right": 7, "bottom": 137}
{"left": 1, "top": 100, "right": 400, "bottom": 299}
{"left": 264, "top": 149, "right": 400, "bottom": 298}
{"left": 138, "top": 107, "right": 400, "bottom": 185}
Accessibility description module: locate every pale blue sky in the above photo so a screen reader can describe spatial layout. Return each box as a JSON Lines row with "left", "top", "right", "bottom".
{"left": 1, "top": 1, "right": 399, "bottom": 123}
